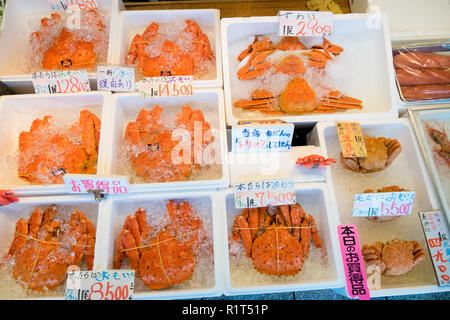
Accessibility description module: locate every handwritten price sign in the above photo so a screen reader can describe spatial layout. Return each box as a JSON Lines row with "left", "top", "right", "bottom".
{"left": 278, "top": 11, "right": 333, "bottom": 37}
{"left": 336, "top": 122, "right": 368, "bottom": 158}
{"left": 64, "top": 174, "right": 129, "bottom": 195}
{"left": 65, "top": 269, "right": 135, "bottom": 300}
{"left": 49, "top": 0, "right": 98, "bottom": 11}
{"left": 234, "top": 179, "right": 296, "bottom": 209}
{"left": 32, "top": 70, "right": 90, "bottom": 95}
{"left": 138, "top": 76, "right": 194, "bottom": 98}
{"left": 97, "top": 65, "right": 135, "bottom": 92}
{"left": 352, "top": 192, "right": 416, "bottom": 217}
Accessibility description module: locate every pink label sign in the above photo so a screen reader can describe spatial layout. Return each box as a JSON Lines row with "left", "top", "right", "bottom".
{"left": 63, "top": 174, "right": 129, "bottom": 195}
{"left": 337, "top": 224, "right": 370, "bottom": 300}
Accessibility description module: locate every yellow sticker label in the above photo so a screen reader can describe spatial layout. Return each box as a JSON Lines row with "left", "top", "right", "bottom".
{"left": 336, "top": 122, "right": 368, "bottom": 158}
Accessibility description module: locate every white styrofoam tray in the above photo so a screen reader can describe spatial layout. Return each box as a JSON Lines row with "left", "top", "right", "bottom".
{"left": 104, "top": 89, "right": 229, "bottom": 192}
{"left": 113, "top": 9, "right": 223, "bottom": 88}
{"left": 0, "top": 91, "right": 111, "bottom": 196}
{"left": 95, "top": 190, "right": 223, "bottom": 299}
{"left": 308, "top": 119, "right": 450, "bottom": 298}
{"left": 221, "top": 14, "right": 398, "bottom": 126}
{"left": 0, "top": 194, "right": 102, "bottom": 300}
{"left": 0, "top": 0, "right": 123, "bottom": 93}
{"left": 220, "top": 183, "right": 344, "bottom": 296}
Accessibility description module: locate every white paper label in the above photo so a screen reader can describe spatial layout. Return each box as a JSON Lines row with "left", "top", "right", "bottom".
{"left": 278, "top": 10, "right": 333, "bottom": 37}
{"left": 97, "top": 65, "right": 135, "bottom": 92}
{"left": 234, "top": 179, "right": 296, "bottom": 209}
{"left": 32, "top": 70, "right": 90, "bottom": 95}
{"left": 63, "top": 174, "right": 129, "bottom": 194}
{"left": 352, "top": 192, "right": 416, "bottom": 217}
{"left": 137, "top": 76, "right": 194, "bottom": 98}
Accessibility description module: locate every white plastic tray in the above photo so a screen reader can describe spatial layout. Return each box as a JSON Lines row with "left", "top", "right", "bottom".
{"left": 95, "top": 190, "right": 223, "bottom": 299}
{"left": 113, "top": 9, "right": 223, "bottom": 88}
{"left": 0, "top": 0, "right": 123, "bottom": 94}
{"left": 0, "top": 91, "right": 111, "bottom": 196}
{"left": 104, "top": 89, "right": 229, "bottom": 192}
{"left": 308, "top": 119, "right": 450, "bottom": 298}
{"left": 221, "top": 14, "right": 397, "bottom": 126}
{"left": 0, "top": 194, "right": 101, "bottom": 300}
{"left": 220, "top": 183, "right": 344, "bottom": 296}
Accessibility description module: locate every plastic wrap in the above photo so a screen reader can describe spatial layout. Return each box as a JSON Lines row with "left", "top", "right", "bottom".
{"left": 393, "top": 41, "right": 450, "bottom": 102}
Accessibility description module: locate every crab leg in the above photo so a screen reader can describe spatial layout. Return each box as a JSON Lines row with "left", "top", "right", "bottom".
{"left": 308, "top": 215, "right": 323, "bottom": 249}
{"left": 248, "top": 208, "right": 259, "bottom": 240}
{"left": 279, "top": 205, "right": 292, "bottom": 228}
{"left": 124, "top": 215, "right": 143, "bottom": 253}
{"left": 235, "top": 215, "right": 253, "bottom": 257}
{"left": 300, "top": 217, "right": 312, "bottom": 258}
{"left": 290, "top": 204, "right": 303, "bottom": 240}
{"left": 28, "top": 208, "right": 44, "bottom": 238}
{"left": 116, "top": 229, "right": 140, "bottom": 271}
{"left": 134, "top": 208, "right": 150, "bottom": 241}
{"left": 6, "top": 218, "right": 28, "bottom": 258}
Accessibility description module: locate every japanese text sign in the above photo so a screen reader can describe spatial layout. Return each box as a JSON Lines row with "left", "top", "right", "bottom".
{"left": 32, "top": 70, "right": 90, "bottom": 95}
{"left": 337, "top": 224, "right": 370, "bottom": 300}
{"left": 232, "top": 122, "right": 294, "bottom": 153}
{"left": 336, "top": 122, "right": 368, "bottom": 158}
{"left": 49, "top": 0, "right": 98, "bottom": 11}
{"left": 278, "top": 11, "right": 333, "bottom": 37}
{"left": 137, "top": 76, "right": 194, "bottom": 98}
{"left": 234, "top": 179, "right": 296, "bottom": 209}
{"left": 352, "top": 192, "right": 416, "bottom": 217}
{"left": 419, "top": 211, "right": 450, "bottom": 286}
{"left": 63, "top": 174, "right": 129, "bottom": 195}
{"left": 97, "top": 65, "right": 135, "bottom": 92}
{"left": 65, "top": 269, "right": 135, "bottom": 300}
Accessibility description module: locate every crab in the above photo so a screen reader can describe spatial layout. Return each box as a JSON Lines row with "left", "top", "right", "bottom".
{"left": 114, "top": 201, "right": 204, "bottom": 290}
{"left": 124, "top": 105, "right": 213, "bottom": 183}
{"left": 126, "top": 20, "right": 214, "bottom": 77}
{"left": 362, "top": 186, "right": 408, "bottom": 223}
{"left": 233, "top": 77, "right": 363, "bottom": 115}
{"left": 232, "top": 203, "right": 324, "bottom": 276}
{"left": 425, "top": 121, "right": 450, "bottom": 167}
{"left": 340, "top": 135, "right": 402, "bottom": 173}
{"left": 296, "top": 154, "right": 336, "bottom": 169}
{"left": 3, "top": 206, "right": 96, "bottom": 292}
{"left": 362, "top": 238, "right": 425, "bottom": 276}
{"left": 18, "top": 109, "right": 101, "bottom": 185}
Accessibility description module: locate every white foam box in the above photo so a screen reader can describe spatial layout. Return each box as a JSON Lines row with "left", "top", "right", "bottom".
{"left": 113, "top": 9, "right": 223, "bottom": 88}
{"left": 104, "top": 88, "right": 229, "bottom": 192}
{"left": 221, "top": 14, "right": 397, "bottom": 126}
{"left": 0, "top": 91, "right": 111, "bottom": 196}
{"left": 219, "top": 183, "right": 344, "bottom": 296}
{"left": 0, "top": 0, "right": 123, "bottom": 94}
{"left": 308, "top": 119, "right": 450, "bottom": 298}
{"left": 0, "top": 194, "right": 101, "bottom": 299}
{"left": 95, "top": 190, "right": 223, "bottom": 299}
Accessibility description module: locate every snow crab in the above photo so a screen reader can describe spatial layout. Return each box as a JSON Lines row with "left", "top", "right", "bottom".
{"left": 231, "top": 203, "right": 324, "bottom": 276}
{"left": 425, "top": 121, "right": 450, "bottom": 167}
{"left": 340, "top": 135, "right": 402, "bottom": 173}
{"left": 30, "top": 11, "right": 107, "bottom": 70}
{"left": 113, "top": 201, "right": 205, "bottom": 289}
{"left": 124, "top": 105, "right": 213, "bottom": 182}
{"left": 18, "top": 109, "right": 101, "bottom": 184}
{"left": 362, "top": 238, "right": 425, "bottom": 276}
{"left": 2, "top": 206, "right": 96, "bottom": 292}
{"left": 296, "top": 154, "right": 336, "bottom": 169}
{"left": 362, "top": 186, "right": 408, "bottom": 223}
{"left": 126, "top": 19, "right": 214, "bottom": 77}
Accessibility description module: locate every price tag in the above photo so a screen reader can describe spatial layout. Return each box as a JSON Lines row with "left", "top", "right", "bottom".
{"left": 419, "top": 211, "right": 450, "bottom": 286}
{"left": 352, "top": 191, "right": 416, "bottom": 217}
{"left": 63, "top": 174, "right": 129, "bottom": 195}
{"left": 32, "top": 70, "right": 90, "bottom": 95}
{"left": 65, "top": 269, "right": 135, "bottom": 300}
{"left": 49, "top": 0, "right": 98, "bottom": 11}
{"left": 337, "top": 224, "right": 370, "bottom": 300}
{"left": 336, "top": 122, "right": 368, "bottom": 158}
{"left": 278, "top": 10, "right": 333, "bottom": 37}
{"left": 232, "top": 122, "right": 294, "bottom": 153}
{"left": 234, "top": 179, "right": 296, "bottom": 209}
{"left": 137, "top": 76, "right": 194, "bottom": 98}
{"left": 97, "top": 65, "right": 135, "bottom": 92}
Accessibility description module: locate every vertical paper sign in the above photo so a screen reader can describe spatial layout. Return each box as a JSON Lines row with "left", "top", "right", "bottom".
{"left": 419, "top": 211, "right": 450, "bottom": 286}
{"left": 337, "top": 224, "right": 370, "bottom": 300}
{"left": 97, "top": 65, "right": 135, "bottom": 92}
{"left": 234, "top": 179, "right": 296, "bottom": 209}
{"left": 232, "top": 122, "right": 294, "bottom": 153}
{"left": 65, "top": 269, "right": 135, "bottom": 300}
{"left": 352, "top": 191, "right": 416, "bottom": 217}
{"left": 64, "top": 174, "right": 129, "bottom": 195}
{"left": 336, "top": 122, "right": 368, "bottom": 158}
{"left": 278, "top": 11, "right": 333, "bottom": 37}
{"left": 32, "top": 70, "right": 90, "bottom": 95}
{"left": 137, "top": 76, "right": 194, "bottom": 98}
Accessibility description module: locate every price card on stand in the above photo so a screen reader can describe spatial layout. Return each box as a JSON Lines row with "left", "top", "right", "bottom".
{"left": 137, "top": 76, "right": 194, "bottom": 98}
{"left": 32, "top": 70, "right": 90, "bottom": 95}
{"left": 65, "top": 269, "right": 135, "bottom": 300}
{"left": 97, "top": 65, "right": 135, "bottom": 92}
{"left": 336, "top": 121, "right": 368, "bottom": 158}
{"left": 419, "top": 210, "right": 450, "bottom": 286}
{"left": 234, "top": 179, "right": 296, "bottom": 209}
{"left": 63, "top": 174, "right": 129, "bottom": 195}
{"left": 232, "top": 121, "right": 294, "bottom": 153}
{"left": 352, "top": 191, "right": 416, "bottom": 217}
{"left": 278, "top": 11, "right": 333, "bottom": 37}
